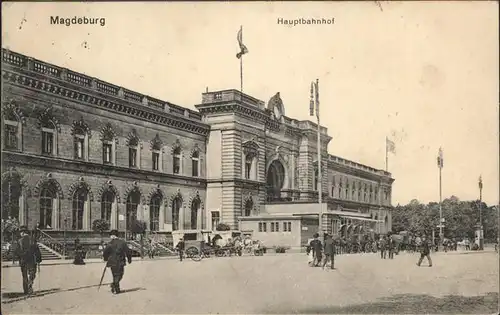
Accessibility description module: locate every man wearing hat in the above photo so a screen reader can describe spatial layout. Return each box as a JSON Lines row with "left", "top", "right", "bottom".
{"left": 103, "top": 230, "right": 132, "bottom": 294}
{"left": 14, "top": 226, "right": 42, "bottom": 295}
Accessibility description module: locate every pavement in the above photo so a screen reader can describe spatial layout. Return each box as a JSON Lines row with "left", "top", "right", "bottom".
{"left": 1, "top": 250, "right": 498, "bottom": 314}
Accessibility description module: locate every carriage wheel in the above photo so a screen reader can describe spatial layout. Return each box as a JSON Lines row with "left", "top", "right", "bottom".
{"left": 186, "top": 247, "right": 199, "bottom": 260}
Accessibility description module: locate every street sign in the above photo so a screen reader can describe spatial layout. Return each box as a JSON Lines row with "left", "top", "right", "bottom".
{"left": 119, "top": 215, "right": 125, "bottom": 221}
{"left": 436, "top": 224, "right": 445, "bottom": 228}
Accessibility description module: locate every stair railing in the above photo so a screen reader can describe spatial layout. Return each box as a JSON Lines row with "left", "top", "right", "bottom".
{"left": 37, "top": 229, "right": 65, "bottom": 257}
{"left": 149, "top": 231, "right": 175, "bottom": 254}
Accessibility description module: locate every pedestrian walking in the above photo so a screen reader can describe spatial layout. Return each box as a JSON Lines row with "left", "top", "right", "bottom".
{"left": 14, "top": 226, "right": 42, "bottom": 295}
{"left": 308, "top": 233, "right": 323, "bottom": 267}
{"left": 176, "top": 237, "right": 185, "bottom": 261}
{"left": 379, "top": 236, "right": 386, "bottom": 259}
{"left": 322, "top": 234, "right": 335, "bottom": 270}
{"left": 103, "top": 229, "right": 132, "bottom": 294}
{"left": 73, "top": 238, "right": 86, "bottom": 265}
{"left": 416, "top": 235, "right": 433, "bottom": 267}
{"left": 388, "top": 235, "right": 395, "bottom": 259}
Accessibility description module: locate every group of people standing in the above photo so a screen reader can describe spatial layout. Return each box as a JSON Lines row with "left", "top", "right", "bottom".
{"left": 306, "top": 233, "right": 336, "bottom": 270}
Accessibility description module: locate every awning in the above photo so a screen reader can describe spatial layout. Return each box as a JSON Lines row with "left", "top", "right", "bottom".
{"left": 340, "top": 215, "right": 384, "bottom": 223}
{"left": 290, "top": 211, "right": 371, "bottom": 218}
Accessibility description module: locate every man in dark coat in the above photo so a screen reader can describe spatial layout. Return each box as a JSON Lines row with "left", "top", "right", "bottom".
{"left": 176, "top": 237, "right": 185, "bottom": 262}
{"left": 307, "top": 233, "right": 323, "bottom": 267}
{"left": 14, "top": 226, "right": 42, "bottom": 295}
{"left": 388, "top": 235, "right": 395, "bottom": 259}
{"left": 322, "top": 234, "right": 335, "bottom": 270}
{"left": 103, "top": 230, "right": 132, "bottom": 294}
{"left": 379, "top": 236, "right": 387, "bottom": 259}
{"left": 416, "top": 235, "right": 433, "bottom": 267}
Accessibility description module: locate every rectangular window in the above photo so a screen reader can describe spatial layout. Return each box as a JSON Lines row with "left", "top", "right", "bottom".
{"left": 42, "top": 131, "right": 54, "bottom": 155}
{"left": 74, "top": 137, "right": 84, "bottom": 159}
{"left": 211, "top": 212, "right": 220, "bottom": 230}
{"left": 103, "top": 143, "right": 112, "bottom": 164}
{"left": 275, "top": 222, "right": 280, "bottom": 232}
{"left": 152, "top": 152, "right": 160, "bottom": 170}
{"left": 173, "top": 156, "right": 180, "bottom": 174}
{"left": 258, "top": 222, "right": 268, "bottom": 232}
{"left": 270, "top": 222, "right": 275, "bottom": 232}
{"left": 129, "top": 147, "right": 137, "bottom": 167}
{"left": 245, "top": 161, "right": 251, "bottom": 179}
{"left": 287, "top": 222, "right": 292, "bottom": 232}
{"left": 192, "top": 159, "right": 199, "bottom": 177}
{"left": 4, "top": 125, "right": 18, "bottom": 149}
{"left": 262, "top": 222, "right": 267, "bottom": 232}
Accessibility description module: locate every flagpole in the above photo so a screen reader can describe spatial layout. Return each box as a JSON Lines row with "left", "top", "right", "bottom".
{"left": 316, "top": 79, "right": 323, "bottom": 240}
{"left": 385, "top": 137, "right": 388, "bottom": 172}
{"left": 240, "top": 26, "right": 243, "bottom": 93}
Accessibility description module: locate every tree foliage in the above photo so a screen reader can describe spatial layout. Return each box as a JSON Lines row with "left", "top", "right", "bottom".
{"left": 392, "top": 196, "right": 498, "bottom": 241}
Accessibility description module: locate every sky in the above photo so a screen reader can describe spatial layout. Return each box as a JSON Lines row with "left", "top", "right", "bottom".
{"left": 2, "top": 2, "right": 498, "bottom": 206}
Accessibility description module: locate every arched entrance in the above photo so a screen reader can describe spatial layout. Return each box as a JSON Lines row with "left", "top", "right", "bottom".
{"left": 266, "top": 160, "right": 285, "bottom": 201}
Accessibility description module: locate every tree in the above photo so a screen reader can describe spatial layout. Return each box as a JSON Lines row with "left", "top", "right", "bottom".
{"left": 391, "top": 197, "right": 499, "bottom": 243}
{"left": 92, "top": 219, "right": 110, "bottom": 243}
{"left": 216, "top": 223, "right": 231, "bottom": 231}
{"left": 1, "top": 218, "right": 19, "bottom": 243}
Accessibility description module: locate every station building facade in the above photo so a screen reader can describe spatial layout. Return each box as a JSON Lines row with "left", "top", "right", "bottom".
{"left": 1, "top": 49, "right": 394, "bottom": 247}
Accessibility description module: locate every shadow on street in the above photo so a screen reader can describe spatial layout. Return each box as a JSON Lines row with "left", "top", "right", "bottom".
{"left": 1, "top": 283, "right": 115, "bottom": 304}
{"left": 263, "top": 292, "right": 499, "bottom": 314}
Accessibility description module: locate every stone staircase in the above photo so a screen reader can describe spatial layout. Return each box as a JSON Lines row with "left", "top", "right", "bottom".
{"left": 37, "top": 243, "right": 63, "bottom": 260}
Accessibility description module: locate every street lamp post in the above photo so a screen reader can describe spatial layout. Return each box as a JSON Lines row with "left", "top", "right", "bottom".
{"left": 437, "top": 148, "right": 444, "bottom": 250}
{"left": 478, "top": 176, "right": 484, "bottom": 250}
{"left": 63, "top": 217, "right": 68, "bottom": 258}
{"left": 312, "top": 79, "right": 323, "bottom": 240}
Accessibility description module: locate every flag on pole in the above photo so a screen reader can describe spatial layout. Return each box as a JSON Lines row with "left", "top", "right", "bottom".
{"left": 309, "top": 80, "right": 320, "bottom": 118}
{"left": 386, "top": 138, "right": 396, "bottom": 154}
{"left": 437, "top": 147, "right": 443, "bottom": 168}
{"left": 309, "top": 82, "right": 314, "bottom": 116}
{"left": 478, "top": 175, "right": 483, "bottom": 189}
{"left": 236, "top": 26, "right": 249, "bottom": 59}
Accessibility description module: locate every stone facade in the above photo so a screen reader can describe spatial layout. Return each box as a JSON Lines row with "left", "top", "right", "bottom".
{"left": 1, "top": 49, "right": 394, "bottom": 241}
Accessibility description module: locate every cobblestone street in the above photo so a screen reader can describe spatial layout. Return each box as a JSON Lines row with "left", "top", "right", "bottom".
{"left": 2, "top": 251, "right": 498, "bottom": 314}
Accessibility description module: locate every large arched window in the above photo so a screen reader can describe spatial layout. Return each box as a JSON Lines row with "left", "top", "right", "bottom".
{"left": 72, "top": 188, "right": 87, "bottom": 230}
{"left": 244, "top": 199, "right": 253, "bottom": 217}
{"left": 173, "top": 147, "right": 182, "bottom": 174}
{"left": 338, "top": 182, "right": 343, "bottom": 199}
{"left": 172, "top": 197, "right": 182, "bottom": 231}
{"left": 40, "top": 187, "right": 56, "bottom": 228}
{"left": 191, "top": 198, "right": 200, "bottom": 230}
{"left": 101, "top": 191, "right": 114, "bottom": 222}
{"left": 150, "top": 194, "right": 161, "bottom": 231}
{"left": 345, "top": 182, "right": 350, "bottom": 200}
{"left": 192, "top": 151, "right": 200, "bottom": 177}
{"left": 126, "top": 191, "right": 141, "bottom": 230}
